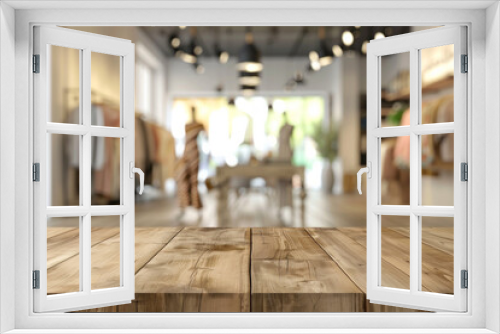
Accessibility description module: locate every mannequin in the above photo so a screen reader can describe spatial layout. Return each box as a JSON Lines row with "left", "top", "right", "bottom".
{"left": 277, "top": 111, "right": 294, "bottom": 162}
{"left": 176, "top": 107, "right": 205, "bottom": 212}
{"left": 277, "top": 111, "right": 295, "bottom": 212}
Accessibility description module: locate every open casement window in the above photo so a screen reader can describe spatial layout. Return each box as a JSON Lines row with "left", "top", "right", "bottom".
{"left": 33, "top": 26, "right": 139, "bottom": 312}
{"left": 363, "top": 26, "right": 467, "bottom": 312}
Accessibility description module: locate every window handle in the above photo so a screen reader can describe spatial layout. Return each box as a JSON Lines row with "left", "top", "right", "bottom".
{"left": 129, "top": 162, "right": 144, "bottom": 195}
{"left": 357, "top": 162, "right": 372, "bottom": 195}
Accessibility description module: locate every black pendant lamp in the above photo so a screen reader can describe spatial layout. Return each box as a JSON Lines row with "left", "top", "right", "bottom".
{"left": 237, "top": 29, "right": 263, "bottom": 73}
{"left": 240, "top": 85, "right": 257, "bottom": 96}
{"left": 318, "top": 27, "right": 334, "bottom": 67}
{"left": 238, "top": 71, "right": 261, "bottom": 86}
{"left": 179, "top": 27, "right": 200, "bottom": 64}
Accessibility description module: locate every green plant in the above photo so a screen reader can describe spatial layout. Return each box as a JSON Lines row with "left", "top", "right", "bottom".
{"left": 311, "top": 123, "right": 338, "bottom": 162}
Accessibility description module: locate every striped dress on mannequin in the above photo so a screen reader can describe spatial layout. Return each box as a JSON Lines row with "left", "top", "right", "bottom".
{"left": 176, "top": 121, "right": 205, "bottom": 209}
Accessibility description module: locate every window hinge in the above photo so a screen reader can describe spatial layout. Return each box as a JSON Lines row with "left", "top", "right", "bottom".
{"left": 32, "top": 270, "right": 40, "bottom": 289}
{"left": 33, "top": 163, "right": 40, "bottom": 182}
{"left": 461, "top": 54, "right": 468, "bottom": 73}
{"left": 461, "top": 270, "right": 468, "bottom": 289}
{"left": 33, "top": 54, "right": 40, "bottom": 73}
{"left": 461, "top": 162, "right": 468, "bottom": 181}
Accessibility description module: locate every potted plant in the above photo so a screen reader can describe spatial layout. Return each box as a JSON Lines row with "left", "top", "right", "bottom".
{"left": 311, "top": 123, "right": 338, "bottom": 193}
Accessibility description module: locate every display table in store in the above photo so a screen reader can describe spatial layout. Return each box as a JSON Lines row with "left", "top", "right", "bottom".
{"left": 215, "top": 164, "right": 306, "bottom": 227}
{"left": 45, "top": 226, "right": 453, "bottom": 313}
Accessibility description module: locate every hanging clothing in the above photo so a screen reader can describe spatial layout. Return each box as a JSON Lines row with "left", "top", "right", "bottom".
{"left": 67, "top": 105, "right": 106, "bottom": 169}
{"left": 176, "top": 122, "right": 204, "bottom": 209}
{"left": 93, "top": 105, "right": 120, "bottom": 200}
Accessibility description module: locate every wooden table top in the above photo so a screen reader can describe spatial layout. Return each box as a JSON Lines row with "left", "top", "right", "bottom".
{"left": 47, "top": 226, "right": 453, "bottom": 312}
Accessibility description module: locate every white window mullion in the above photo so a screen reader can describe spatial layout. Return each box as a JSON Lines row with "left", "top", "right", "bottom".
{"left": 81, "top": 47, "right": 92, "bottom": 295}
{"left": 409, "top": 47, "right": 420, "bottom": 295}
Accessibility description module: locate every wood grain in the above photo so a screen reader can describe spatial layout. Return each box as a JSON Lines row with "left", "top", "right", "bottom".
{"left": 339, "top": 227, "right": 453, "bottom": 294}
{"left": 390, "top": 227, "right": 453, "bottom": 256}
{"left": 49, "top": 226, "right": 452, "bottom": 313}
{"left": 134, "top": 227, "right": 251, "bottom": 312}
{"left": 251, "top": 228, "right": 364, "bottom": 312}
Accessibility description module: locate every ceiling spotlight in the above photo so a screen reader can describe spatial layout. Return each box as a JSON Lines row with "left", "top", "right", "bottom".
{"left": 219, "top": 51, "right": 229, "bottom": 64}
{"left": 180, "top": 40, "right": 198, "bottom": 64}
{"left": 293, "top": 71, "right": 305, "bottom": 85}
{"left": 239, "top": 71, "right": 261, "bottom": 86}
{"left": 332, "top": 45, "right": 344, "bottom": 58}
{"left": 194, "top": 63, "right": 205, "bottom": 74}
{"left": 309, "top": 61, "right": 321, "bottom": 72}
{"left": 309, "top": 50, "right": 319, "bottom": 62}
{"left": 179, "top": 51, "right": 197, "bottom": 64}
{"left": 342, "top": 30, "right": 355, "bottom": 47}
{"left": 179, "top": 26, "right": 187, "bottom": 30}
{"left": 318, "top": 40, "right": 334, "bottom": 67}
{"left": 169, "top": 34, "right": 181, "bottom": 49}
{"left": 361, "top": 41, "right": 368, "bottom": 54}
{"left": 237, "top": 30, "right": 263, "bottom": 73}
{"left": 374, "top": 31, "right": 385, "bottom": 40}
{"left": 215, "top": 44, "right": 230, "bottom": 64}
{"left": 194, "top": 45, "right": 203, "bottom": 56}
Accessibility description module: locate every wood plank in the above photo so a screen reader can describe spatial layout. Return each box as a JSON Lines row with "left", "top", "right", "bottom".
{"left": 340, "top": 227, "right": 453, "bottom": 294}
{"left": 390, "top": 227, "right": 453, "bottom": 256}
{"left": 307, "top": 228, "right": 410, "bottom": 292}
{"left": 47, "top": 227, "right": 120, "bottom": 269}
{"left": 103, "top": 227, "right": 183, "bottom": 245}
{"left": 48, "top": 227, "right": 181, "bottom": 294}
{"left": 47, "top": 227, "right": 77, "bottom": 239}
{"left": 251, "top": 228, "right": 364, "bottom": 312}
{"left": 134, "top": 227, "right": 251, "bottom": 312}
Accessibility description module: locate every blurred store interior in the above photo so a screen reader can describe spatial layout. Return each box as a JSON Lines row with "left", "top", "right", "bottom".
{"left": 47, "top": 26, "right": 454, "bottom": 229}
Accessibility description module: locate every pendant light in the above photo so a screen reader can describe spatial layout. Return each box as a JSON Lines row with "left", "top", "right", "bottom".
{"left": 193, "top": 63, "right": 205, "bottom": 74}
{"left": 179, "top": 27, "right": 200, "bottom": 64}
{"left": 240, "top": 85, "right": 256, "bottom": 96}
{"left": 239, "top": 71, "right": 261, "bottom": 86}
{"left": 237, "top": 28, "right": 263, "bottom": 73}
{"left": 317, "top": 27, "right": 333, "bottom": 67}
{"left": 214, "top": 28, "right": 230, "bottom": 64}
{"left": 332, "top": 45, "right": 344, "bottom": 57}
{"left": 342, "top": 29, "right": 355, "bottom": 47}
{"left": 216, "top": 47, "right": 230, "bottom": 64}
{"left": 169, "top": 34, "right": 181, "bottom": 49}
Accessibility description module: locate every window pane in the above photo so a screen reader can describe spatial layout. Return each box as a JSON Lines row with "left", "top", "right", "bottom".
{"left": 91, "top": 216, "right": 121, "bottom": 290}
{"left": 91, "top": 52, "right": 121, "bottom": 126}
{"left": 47, "top": 133, "right": 80, "bottom": 206}
{"left": 380, "top": 215, "right": 410, "bottom": 290}
{"left": 420, "top": 45, "right": 454, "bottom": 124}
{"left": 380, "top": 52, "right": 410, "bottom": 127}
{"left": 91, "top": 137, "right": 121, "bottom": 205}
{"left": 48, "top": 45, "right": 80, "bottom": 124}
{"left": 47, "top": 217, "right": 80, "bottom": 294}
{"left": 381, "top": 136, "right": 410, "bottom": 205}
{"left": 421, "top": 217, "right": 454, "bottom": 294}
{"left": 421, "top": 134, "right": 454, "bottom": 206}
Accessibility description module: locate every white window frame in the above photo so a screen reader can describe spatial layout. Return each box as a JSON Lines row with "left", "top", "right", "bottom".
{"left": 366, "top": 26, "right": 467, "bottom": 312}
{"left": 1, "top": 2, "right": 498, "bottom": 333}
{"left": 33, "top": 25, "right": 136, "bottom": 313}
